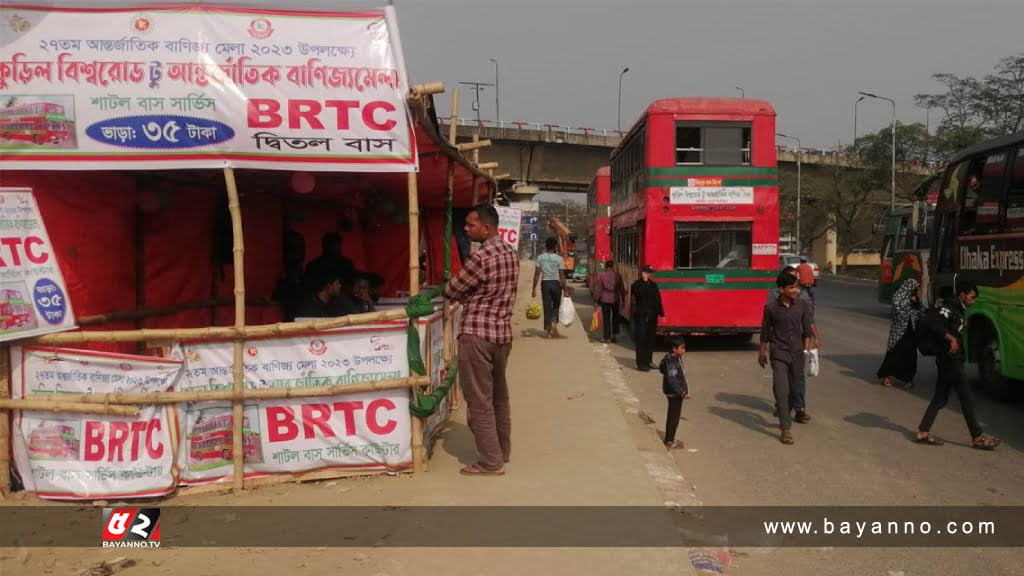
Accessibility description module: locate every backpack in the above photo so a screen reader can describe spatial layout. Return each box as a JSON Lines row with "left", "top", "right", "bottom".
{"left": 915, "top": 306, "right": 944, "bottom": 357}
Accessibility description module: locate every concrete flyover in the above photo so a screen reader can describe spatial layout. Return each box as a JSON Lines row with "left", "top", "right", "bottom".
{"left": 438, "top": 118, "right": 932, "bottom": 193}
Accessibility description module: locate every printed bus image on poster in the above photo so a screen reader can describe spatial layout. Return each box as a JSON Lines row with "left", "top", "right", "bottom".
{"left": 0, "top": 188, "right": 77, "bottom": 342}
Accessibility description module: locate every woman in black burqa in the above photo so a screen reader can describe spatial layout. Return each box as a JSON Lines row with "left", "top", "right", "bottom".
{"left": 877, "top": 278, "right": 921, "bottom": 388}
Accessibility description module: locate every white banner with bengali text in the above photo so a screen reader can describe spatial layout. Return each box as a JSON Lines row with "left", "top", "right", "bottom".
{"left": 496, "top": 206, "right": 522, "bottom": 249}
{"left": 0, "top": 188, "right": 76, "bottom": 342}
{"left": 0, "top": 5, "right": 416, "bottom": 172}
{"left": 11, "top": 346, "right": 182, "bottom": 500}
{"left": 669, "top": 187, "right": 754, "bottom": 205}
{"left": 174, "top": 323, "right": 411, "bottom": 485}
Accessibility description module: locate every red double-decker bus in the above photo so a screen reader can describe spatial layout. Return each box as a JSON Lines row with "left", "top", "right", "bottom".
{"left": 189, "top": 412, "right": 262, "bottom": 462}
{"left": 0, "top": 101, "right": 71, "bottom": 145}
{"left": 609, "top": 98, "right": 779, "bottom": 337}
{"left": 587, "top": 166, "right": 612, "bottom": 292}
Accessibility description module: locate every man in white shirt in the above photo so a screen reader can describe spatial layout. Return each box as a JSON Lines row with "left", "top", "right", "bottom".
{"left": 532, "top": 237, "right": 568, "bottom": 338}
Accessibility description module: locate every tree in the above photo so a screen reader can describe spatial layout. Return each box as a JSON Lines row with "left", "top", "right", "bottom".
{"left": 915, "top": 52, "right": 1024, "bottom": 160}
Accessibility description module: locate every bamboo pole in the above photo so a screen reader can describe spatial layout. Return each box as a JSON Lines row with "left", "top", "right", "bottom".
{"left": 0, "top": 347, "right": 9, "bottom": 496}
{"left": 419, "top": 320, "right": 433, "bottom": 472}
{"left": 493, "top": 173, "right": 511, "bottom": 180}
{"left": 29, "top": 307, "right": 414, "bottom": 345}
{"left": 0, "top": 399, "right": 138, "bottom": 417}
{"left": 224, "top": 166, "right": 246, "bottom": 492}
{"left": 408, "top": 172, "right": 420, "bottom": 298}
{"left": 456, "top": 140, "right": 492, "bottom": 152}
{"left": 477, "top": 162, "right": 499, "bottom": 170}
{"left": 78, "top": 299, "right": 233, "bottom": 326}
{"left": 448, "top": 89, "right": 459, "bottom": 144}
{"left": 443, "top": 92, "right": 459, "bottom": 368}
{"left": 25, "top": 376, "right": 430, "bottom": 405}
{"left": 407, "top": 170, "right": 426, "bottom": 473}
{"left": 410, "top": 82, "right": 445, "bottom": 97}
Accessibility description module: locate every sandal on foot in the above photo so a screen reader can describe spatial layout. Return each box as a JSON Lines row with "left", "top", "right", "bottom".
{"left": 780, "top": 430, "right": 794, "bottom": 445}
{"left": 914, "top": 434, "right": 944, "bottom": 446}
{"left": 881, "top": 377, "right": 894, "bottom": 388}
{"left": 460, "top": 463, "right": 506, "bottom": 476}
{"left": 664, "top": 441, "right": 684, "bottom": 450}
{"left": 794, "top": 410, "right": 811, "bottom": 424}
{"left": 972, "top": 435, "right": 1001, "bottom": 450}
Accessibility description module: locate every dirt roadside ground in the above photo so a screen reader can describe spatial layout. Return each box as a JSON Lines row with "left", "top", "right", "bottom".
{"left": 0, "top": 261, "right": 701, "bottom": 576}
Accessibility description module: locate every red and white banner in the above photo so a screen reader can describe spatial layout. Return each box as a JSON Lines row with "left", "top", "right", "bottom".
{"left": 496, "top": 206, "right": 522, "bottom": 249}
{"left": 174, "top": 324, "right": 412, "bottom": 485}
{"left": 11, "top": 346, "right": 182, "bottom": 500}
{"left": 0, "top": 5, "right": 416, "bottom": 172}
{"left": 0, "top": 188, "right": 76, "bottom": 342}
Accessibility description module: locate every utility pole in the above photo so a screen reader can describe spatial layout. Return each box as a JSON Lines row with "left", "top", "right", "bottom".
{"left": 459, "top": 81, "right": 495, "bottom": 126}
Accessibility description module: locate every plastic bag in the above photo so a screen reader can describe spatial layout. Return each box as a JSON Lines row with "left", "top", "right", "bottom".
{"left": 590, "top": 307, "right": 602, "bottom": 333}
{"left": 558, "top": 296, "right": 576, "bottom": 327}
{"left": 805, "top": 348, "right": 820, "bottom": 378}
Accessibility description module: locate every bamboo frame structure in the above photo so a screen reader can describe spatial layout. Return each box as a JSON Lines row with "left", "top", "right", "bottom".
{"left": 0, "top": 349, "right": 9, "bottom": 496}
{"left": 224, "top": 165, "right": 247, "bottom": 492}
{"left": 25, "top": 376, "right": 429, "bottom": 405}
{"left": 407, "top": 171, "right": 427, "bottom": 473}
{"left": 0, "top": 399, "right": 139, "bottom": 417}
{"left": 0, "top": 82, "right": 478, "bottom": 499}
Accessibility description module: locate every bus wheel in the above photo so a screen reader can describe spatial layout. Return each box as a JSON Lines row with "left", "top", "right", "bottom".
{"left": 977, "top": 329, "right": 1014, "bottom": 400}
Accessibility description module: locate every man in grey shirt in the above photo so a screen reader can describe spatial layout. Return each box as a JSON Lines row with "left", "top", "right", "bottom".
{"left": 759, "top": 272, "right": 814, "bottom": 445}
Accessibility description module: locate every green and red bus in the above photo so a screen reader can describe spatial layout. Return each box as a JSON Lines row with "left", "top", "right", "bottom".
{"left": 877, "top": 174, "right": 940, "bottom": 304}
{"left": 587, "top": 166, "right": 612, "bottom": 292}
{"left": 929, "top": 130, "right": 1024, "bottom": 399}
{"left": 609, "top": 98, "right": 779, "bottom": 337}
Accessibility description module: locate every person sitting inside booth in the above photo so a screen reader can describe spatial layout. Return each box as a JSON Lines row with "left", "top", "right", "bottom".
{"left": 293, "top": 266, "right": 343, "bottom": 319}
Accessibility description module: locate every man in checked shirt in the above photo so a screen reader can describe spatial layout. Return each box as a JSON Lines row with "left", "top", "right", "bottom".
{"left": 444, "top": 203, "right": 520, "bottom": 476}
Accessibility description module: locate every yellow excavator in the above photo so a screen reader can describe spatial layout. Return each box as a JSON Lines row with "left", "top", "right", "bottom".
{"left": 548, "top": 217, "right": 577, "bottom": 275}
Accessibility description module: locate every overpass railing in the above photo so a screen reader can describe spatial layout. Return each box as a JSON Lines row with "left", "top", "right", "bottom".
{"left": 437, "top": 117, "right": 627, "bottom": 138}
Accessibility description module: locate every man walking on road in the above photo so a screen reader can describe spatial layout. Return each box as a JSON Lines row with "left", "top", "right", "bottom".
{"left": 594, "top": 260, "right": 625, "bottom": 343}
{"left": 914, "top": 281, "right": 1001, "bottom": 450}
{"left": 772, "top": 265, "right": 821, "bottom": 422}
{"left": 631, "top": 265, "right": 664, "bottom": 372}
{"left": 759, "top": 272, "right": 814, "bottom": 445}
{"left": 444, "top": 204, "right": 520, "bottom": 476}
{"left": 532, "top": 237, "right": 568, "bottom": 338}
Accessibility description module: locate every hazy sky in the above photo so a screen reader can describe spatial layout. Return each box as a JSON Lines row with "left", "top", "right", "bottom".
{"left": 38, "top": 0, "right": 1024, "bottom": 148}
{"left": 387, "top": 0, "right": 1023, "bottom": 150}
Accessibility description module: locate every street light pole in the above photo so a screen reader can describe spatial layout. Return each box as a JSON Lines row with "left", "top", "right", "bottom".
{"left": 853, "top": 95, "right": 865, "bottom": 154}
{"left": 618, "top": 67, "right": 630, "bottom": 131}
{"left": 777, "top": 133, "right": 802, "bottom": 254}
{"left": 489, "top": 58, "right": 500, "bottom": 121}
{"left": 860, "top": 91, "right": 897, "bottom": 210}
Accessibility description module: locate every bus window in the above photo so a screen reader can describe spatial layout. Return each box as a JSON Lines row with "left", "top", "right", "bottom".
{"left": 975, "top": 151, "right": 1008, "bottom": 233}
{"left": 942, "top": 161, "right": 967, "bottom": 204}
{"left": 1006, "top": 148, "right": 1024, "bottom": 231}
{"left": 674, "top": 222, "right": 752, "bottom": 269}
{"left": 675, "top": 127, "right": 702, "bottom": 164}
{"left": 675, "top": 124, "right": 752, "bottom": 166}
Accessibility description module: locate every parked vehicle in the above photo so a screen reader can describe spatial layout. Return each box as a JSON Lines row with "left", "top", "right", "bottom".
{"left": 779, "top": 253, "right": 819, "bottom": 281}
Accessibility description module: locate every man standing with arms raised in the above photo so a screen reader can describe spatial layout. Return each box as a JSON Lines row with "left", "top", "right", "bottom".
{"left": 445, "top": 204, "right": 520, "bottom": 476}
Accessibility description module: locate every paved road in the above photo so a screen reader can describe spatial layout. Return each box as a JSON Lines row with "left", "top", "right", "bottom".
{"left": 580, "top": 277, "right": 1024, "bottom": 575}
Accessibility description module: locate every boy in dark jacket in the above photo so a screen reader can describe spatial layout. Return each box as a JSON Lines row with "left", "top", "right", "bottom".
{"left": 659, "top": 338, "right": 688, "bottom": 450}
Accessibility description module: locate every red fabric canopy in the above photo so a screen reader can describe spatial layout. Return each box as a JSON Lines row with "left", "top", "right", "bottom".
{"left": 0, "top": 103, "right": 490, "bottom": 350}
